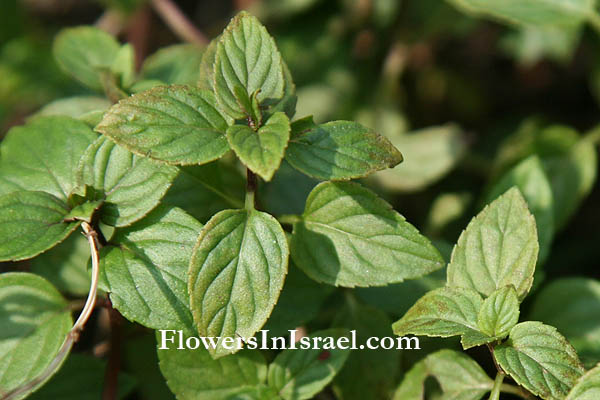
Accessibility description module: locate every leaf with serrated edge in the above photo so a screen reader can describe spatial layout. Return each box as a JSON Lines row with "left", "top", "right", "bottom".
{"left": 0, "top": 273, "right": 73, "bottom": 398}
{"left": 96, "top": 85, "right": 232, "bottom": 166}
{"left": 99, "top": 205, "right": 202, "bottom": 334}
{"left": 213, "top": 12, "right": 285, "bottom": 119}
{"left": 0, "top": 191, "right": 80, "bottom": 261}
{"left": 291, "top": 181, "right": 443, "bottom": 287}
{"left": 77, "top": 136, "right": 178, "bottom": 227}
{"left": 477, "top": 286, "right": 519, "bottom": 338}
{"left": 285, "top": 121, "right": 403, "bottom": 181}
{"left": 157, "top": 333, "right": 267, "bottom": 400}
{"left": 566, "top": 363, "right": 600, "bottom": 400}
{"left": 227, "top": 112, "right": 290, "bottom": 181}
{"left": 0, "top": 116, "right": 97, "bottom": 201}
{"left": 267, "top": 329, "right": 351, "bottom": 400}
{"left": 53, "top": 26, "right": 121, "bottom": 91}
{"left": 487, "top": 155, "right": 554, "bottom": 264}
{"left": 393, "top": 349, "right": 494, "bottom": 400}
{"left": 494, "top": 321, "right": 584, "bottom": 400}
{"left": 447, "top": 187, "right": 539, "bottom": 299}
{"left": 528, "top": 278, "right": 600, "bottom": 368}
{"left": 189, "top": 208, "right": 289, "bottom": 358}
{"left": 392, "top": 286, "right": 494, "bottom": 350}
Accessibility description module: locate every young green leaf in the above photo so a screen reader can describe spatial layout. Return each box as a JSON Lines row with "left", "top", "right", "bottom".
{"left": 332, "top": 299, "right": 399, "bottom": 400}
{"left": 99, "top": 206, "right": 202, "bottom": 334}
{"left": 227, "top": 112, "right": 291, "bottom": 181}
{"left": 76, "top": 136, "right": 178, "bottom": 227}
{"left": 374, "top": 124, "right": 466, "bottom": 192}
{"left": 447, "top": 0, "right": 595, "bottom": 28}
{"left": 111, "top": 43, "right": 135, "bottom": 89}
{"left": 34, "top": 96, "right": 111, "bottom": 121}
{"left": 477, "top": 285, "right": 519, "bottom": 338}
{"left": 393, "top": 350, "right": 494, "bottom": 400}
{"left": 494, "top": 321, "right": 585, "bottom": 400}
{"left": 0, "top": 116, "right": 97, "bottom": 201}
{"left": 0, "top": 191, "right": 80, "bottom": 261}
{"left": 95, "top": 85, "right": 232, "bottom": 166}
{"left": 285, "top": 121, "right": 403, "bottom": 181}
{"left": 30, "top": 233, "right": 91, "bottom": 296}
{"left": 52, "top": 26, "right": 121, "bottom": 91}
{"left": 213, "top": 12, "right": 285, "bottom": 119}
{"left": 0, "top": 273, "right": 72, "bottom": 398}
{"left": 157, "top": 338, "right": 267, "bottom": 400}
{"left": 447, "top": 187, "right": 539, "bottom": 299}
{"left": 566, "top": 363, "right": 600, "bottom": 400}
{"left": 163, "top": 160, "right": 245, "bottom": 222}
{"left": 198, "top": 36, "right": 218, "bottom": 91}
{"left": 267, "top": 329, "right": 351, "bottom": 400}
{"left": 392, "top": 286, "right": 494, "bottom": 349}
{"left": 189, "top": 209, "right": 289, "bottom": 357}
{"left": 290, "top": 181, "right": 444, "bottom": 287}
{"left": 486, "top": 155, "right": 554, "bottom": 264}
{"left": 141, "top": 44, "right": 204, "bottom": 86}
{"left": 529, "top": 278, "right": 600, "bottom": 368}
{"left": 28, "top": 354, "right": 136, "bottom": 400}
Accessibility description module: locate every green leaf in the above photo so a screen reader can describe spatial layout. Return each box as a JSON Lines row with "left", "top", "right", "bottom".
{"left": 30, "top": 233, "right": 91, "bottom": 296}
{"left": 447, "top": 187, "right": 539, "bottom": 299}
{"left": 267, "top": 328, "right": 351, "bottom": 400}
{"left": 213, "top": 12, "right": 285, "bottom": 119}
{"left": 392, "top": 287, "right": 494, "bottom": 349}
{"left": 111, "top": 43, "right": 135, "bottom": 89}
{"left": 566, "top": 363, "right": 600, "bottom": 400}
{"left": 95, "top": 85, "right": 232, "bottom": 166}
{"left": 0, "top": 191, "right": 80, "bottom": 261}
{"left": 77, "top": 136, "right": 178, "bottom": 227}
{"left": 332, "top": 299, "right": 399, "bottom": 400}
{"left": 393, "top": 350, "right": 493, "bottom": 400}
{"left": 0, "top": 116, "right": 97, "bottom": 201}
{"left": 543, "top": 135, "right": 597, "bottom": 230}
{"left": 189, "top": 209, "right": 289, "bottom": 357}
{"left": 494, "top": 321, "right": 585, "bottom": 400}
{"left": 529, "top": 278, "right": 600, "bottom": 368}
{"left": 477, "top": 286, "right": 519, "bottom": 338}
{"left": 265, "top": 60, "right": 297, "bottom": 119}
{"left": 198, "top": 36, "right": 218, "bottom": 91}
{"left": 52, "top": 26, "right": 121, "bottom": 91}
{"left": 374, "top": 124, "right": 466, "bottom": 192}
{"left": 486, "top": 155, "right": 554, "bottom": 265}
{"left": 34, "top": 96, "right": 111, "bottom": 121}
{"left": 285, "top": 121, "right": 403, "bottom": 181}
{"left": 446, "top": 0, "right": 596, "bottom": 28}
{"left": 99, "top": 205, "right": 202, "bottom": 333}
{"left": 0, "top": 273, "right": 72, "bottom": 398}
{"left": 141, "top": 44, "right": 204, "bottom": 86}
{"left": 28, "top": 354, "right": 136, "bottom": 400}
{"left": 290, "top": 181, "right": 444, "bottom": 287}
{"left": 227, "top": 112, "right": 291, "bottom": 181}
{"left": 63, "top": 199, "right": 103, "bottom": 223}
{"left": 163, "top": 160, "right": 245, "bottom": 222}
{"left": 157, "top": 336, "right": 267, "bottom": 400}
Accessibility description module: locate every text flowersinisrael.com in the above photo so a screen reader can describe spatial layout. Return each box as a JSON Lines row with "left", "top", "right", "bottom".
{"left": 158, "top": 329, "right": 420, "bottom": 351}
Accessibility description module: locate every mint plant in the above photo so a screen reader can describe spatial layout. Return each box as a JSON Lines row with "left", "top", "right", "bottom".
{"left": 2, "top": 2, "right": 600, "bottom": 400}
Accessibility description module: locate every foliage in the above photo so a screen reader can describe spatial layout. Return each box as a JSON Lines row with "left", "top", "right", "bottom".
{"left": 1, "top": 1, "right": 600, "bottom": 399}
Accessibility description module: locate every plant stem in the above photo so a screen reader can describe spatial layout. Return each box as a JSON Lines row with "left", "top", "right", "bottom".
{"left": 245, "top": 169, "right": 257, "bottom": 210}
{"left": 2, "top": 222, "right": 101, "bottom": 400}
{"left": 102, "top": 300, "right": 123, "bottom": 400}
{"left": 278, "top": 214, "right": 301, "bottom": 225}
{"left": 150, "top": 0, "right": 208, "bottom": 45}
{"left": 489, "top": 372, "right": 505, "bottom": 400}
{"left": 500, "top": 384, "right": 536, "bottom": 400}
